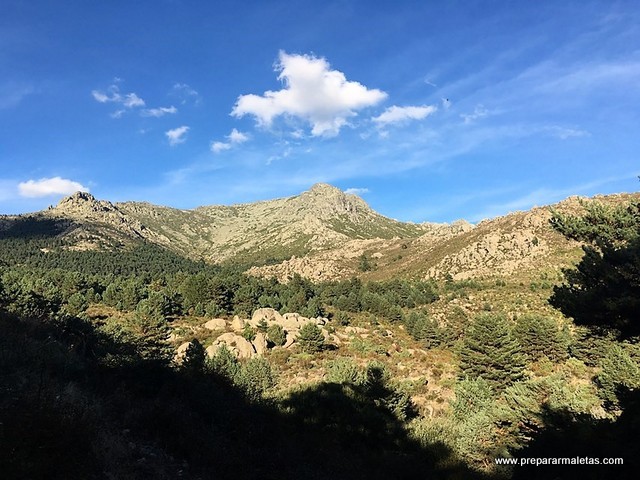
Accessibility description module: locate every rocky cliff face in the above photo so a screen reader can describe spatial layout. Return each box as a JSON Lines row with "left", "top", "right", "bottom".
{"left": 51, "top": 192, "right": 147, "bottom": 238}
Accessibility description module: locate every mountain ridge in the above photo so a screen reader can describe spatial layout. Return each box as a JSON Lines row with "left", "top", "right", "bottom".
{"left": 2, "top": 185, "right": 638, "bottom": 282}
{"left": 3, "top": 183, "right": 442, "bottom": 265}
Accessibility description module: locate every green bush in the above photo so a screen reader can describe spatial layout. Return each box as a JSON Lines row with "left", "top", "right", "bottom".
{"left": 241, "top": 324, "right": 257, "bottom": 342}
{"left": 326, "top": 357, "right": 362, "bottom": 384}
{"left": 236, "top": 357, "right": 276, "bottom": 400}
{"left": 266, "top": 323, "right": 286, "bottom": 347}
{"left": 595, "top": 344, "right": 640, "bottom": 410}
{"left": 334, "top": 311, "right": 351, "bottom": 326}
{"left": 297, "top": 323, "right": 325, "bottom": 353}
{"left": 207, "top": 344, "right": 240, "bottom": 379}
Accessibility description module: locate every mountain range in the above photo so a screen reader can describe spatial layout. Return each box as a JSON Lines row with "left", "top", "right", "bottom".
{"left": 2, "top": 183, "right": 638, "bottom": 282}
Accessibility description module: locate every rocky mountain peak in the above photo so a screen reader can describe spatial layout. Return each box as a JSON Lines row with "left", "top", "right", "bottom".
{"left": 55, "top": 191, "right": 117, "bottom": 216}
{"left": 308, "top": 182, "right": 342, "bottom": 194}
{"left": 57, "top": 190, "right": 96, "bottom": 205}
{"left": 296, "top": 183, "right": 371, "bottom": 220}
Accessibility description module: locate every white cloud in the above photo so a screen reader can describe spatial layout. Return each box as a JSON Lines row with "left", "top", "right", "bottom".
{"left": 18, "top": 177, "right": 89, "bottom": 198}
{"left": 344, "top": 187, "right": 369, "bottom": 195}
{"left": 372, "top": 105, "right": 437, "bottom": 126}
{"left": 232, "top": 51, "right": 387, "bottom": 137}
{"left": 92, "top": 84, "right": 145, "bottom": 116}
{"left": 172, "top": 83, "right": 201, "bottom": 105}
{"left": 91, "top": 90, "right": 110, "bottom": 103}
{"left": 141, "top": 106, "right": 178, "bottom": 117}
{"left": 546, "top": 126, "right": 590, "bottom": 140}
{"left": 228, "top": 128, "right": 249, "bottom": 144}
{"left": 211, "top": 128, "right": 249, "bottom": 153}
{"left": 166, "top": 126, "right": 189, "bottom": 146}
{"left": 460, "top": 104, "right": 489, "bottom": 124}
{"left": 122, "top": 93, "right": 145, "bottom": 108}
{"left": 211, "top": 141, "right": 231, "bottom": 153}
{"left": 265, "top": 146, "right": 294, "bottom": 165}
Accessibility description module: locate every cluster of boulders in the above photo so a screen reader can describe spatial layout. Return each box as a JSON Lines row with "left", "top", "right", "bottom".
{"left": 174, "top": 308, "right": 332, "bottom": 362}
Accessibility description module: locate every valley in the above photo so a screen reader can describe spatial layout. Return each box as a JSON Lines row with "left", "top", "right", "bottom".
{"left": 1, "top": 185, "right": 639, "bottom": 479}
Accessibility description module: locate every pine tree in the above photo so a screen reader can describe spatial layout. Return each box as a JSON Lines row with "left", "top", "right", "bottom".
{"left": 512, "top": 314, "right": 567, "bottom": 362}
{"left": 550, "top": 201, "right": 640, "bottom": 338}
{"left": 406, "top": 311, "right": 441, "bottom": 348}
{"left": 297, "top": 322, "right": 325, "bottom": 353}
{"left": 459, "top": 313, "right": 526, "bottom": 391}
{"left": 182, "top": 339, "right": 206, "bottom": 374}
{"left": 595, "top": 344, "right": 640, "bottom": 410}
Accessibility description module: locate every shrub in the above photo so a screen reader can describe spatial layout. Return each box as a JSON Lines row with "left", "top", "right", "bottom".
{"left": 207, "top": 344, "right": 239, "bottom": 379}
{"left": 595, "top": 344, "right": 640, "bottom": 410}
{"left": 334, "top": 310, "right": 350, "bottom": 326}
{"left": 241, "top": 324, "right": 256, "bottom": 342}
{"left": 236, "top": 357, "right": 276, "bottom": 400}
{"left": 326, "top": 357, "right": 362, "bottom": 384}
{"left": 266, "top": 323, "right": 286, "bottom": 347}
{"left": 297, "top": 323, "right": 325, "bottom": 354}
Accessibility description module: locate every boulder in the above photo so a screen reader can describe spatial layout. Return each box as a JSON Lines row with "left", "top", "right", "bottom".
{"left": 205, "top": 344, "right": 220, "bottom": 358}
{"left": 252, "top": 332, "right": 268, "bottom": 356}
{"left": 321, "top": 328, "right": 330, "bottom": 340}
{"left": 203, "top": 318, "right": 227, "bottom": 331}
{"left": 283, "top": 332, "right": 296, "bottom": 349}
{"left": 281, "top": 313, "right": 308, "bottom": 331}
{"left": 345, "top": 326, "right": 368, "bottom": 335}
{"left": 231, "top": 316, "right": 245, "bottom": 331}
{"left": 174, "top": 341, "right": 191, "bottom": 364}
{"left": 250, "top": 308, "right": 284, "bottom": 327}
{"left": 212, "top": 332, "right": 256, "bottom": 359}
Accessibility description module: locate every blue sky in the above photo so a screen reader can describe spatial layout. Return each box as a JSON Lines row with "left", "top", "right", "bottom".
{"left": 1, "top": 0, "right": 638, "bottom": 222}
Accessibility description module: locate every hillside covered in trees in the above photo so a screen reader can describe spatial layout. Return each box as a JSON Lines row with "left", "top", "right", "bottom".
{"left": 1, "top": 196, "right": 639, "bottom": 479}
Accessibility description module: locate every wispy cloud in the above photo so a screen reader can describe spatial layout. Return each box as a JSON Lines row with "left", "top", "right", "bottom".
{"left": 344, "top": 187, "right": 369, "bottom": 195}
{"left": 211, "top": 128, "right": 249, "bottom": 153}
{"left": 532, "top": 60, "right": 640, "bottom": 95}
{"left": 92, "top": 83, "right": 145, "bottom": 116}
{"left": 172, "top": 83, "right": 201, "bottom": 105}
{"left": 469, "top": 173, "right": 636, "bottom": 222}
{"left": 18, "top": 177, "right": 89, "bottom": 198}
{"left": 0, "top": 82, "right": 36, "bottom": 110}
{"left": 232, "top": 51, "right": 387, "bottom": 137}
{"left": 460, "top": 104, "right": 490, "bottom": 124}
{"left": 545, "top": 126, "right": 590, "bottom": 140}
{"left": 166, "top": 126, "right": 189, "bottom": 146}
{"left": 266, "top": 146, "right": 294, "bottom": 165}
{"left": 141, "top": 106, "right": 177, "bottom": 117}
{"left": 372, "top": 105, "right": 437, "bottom": 126}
